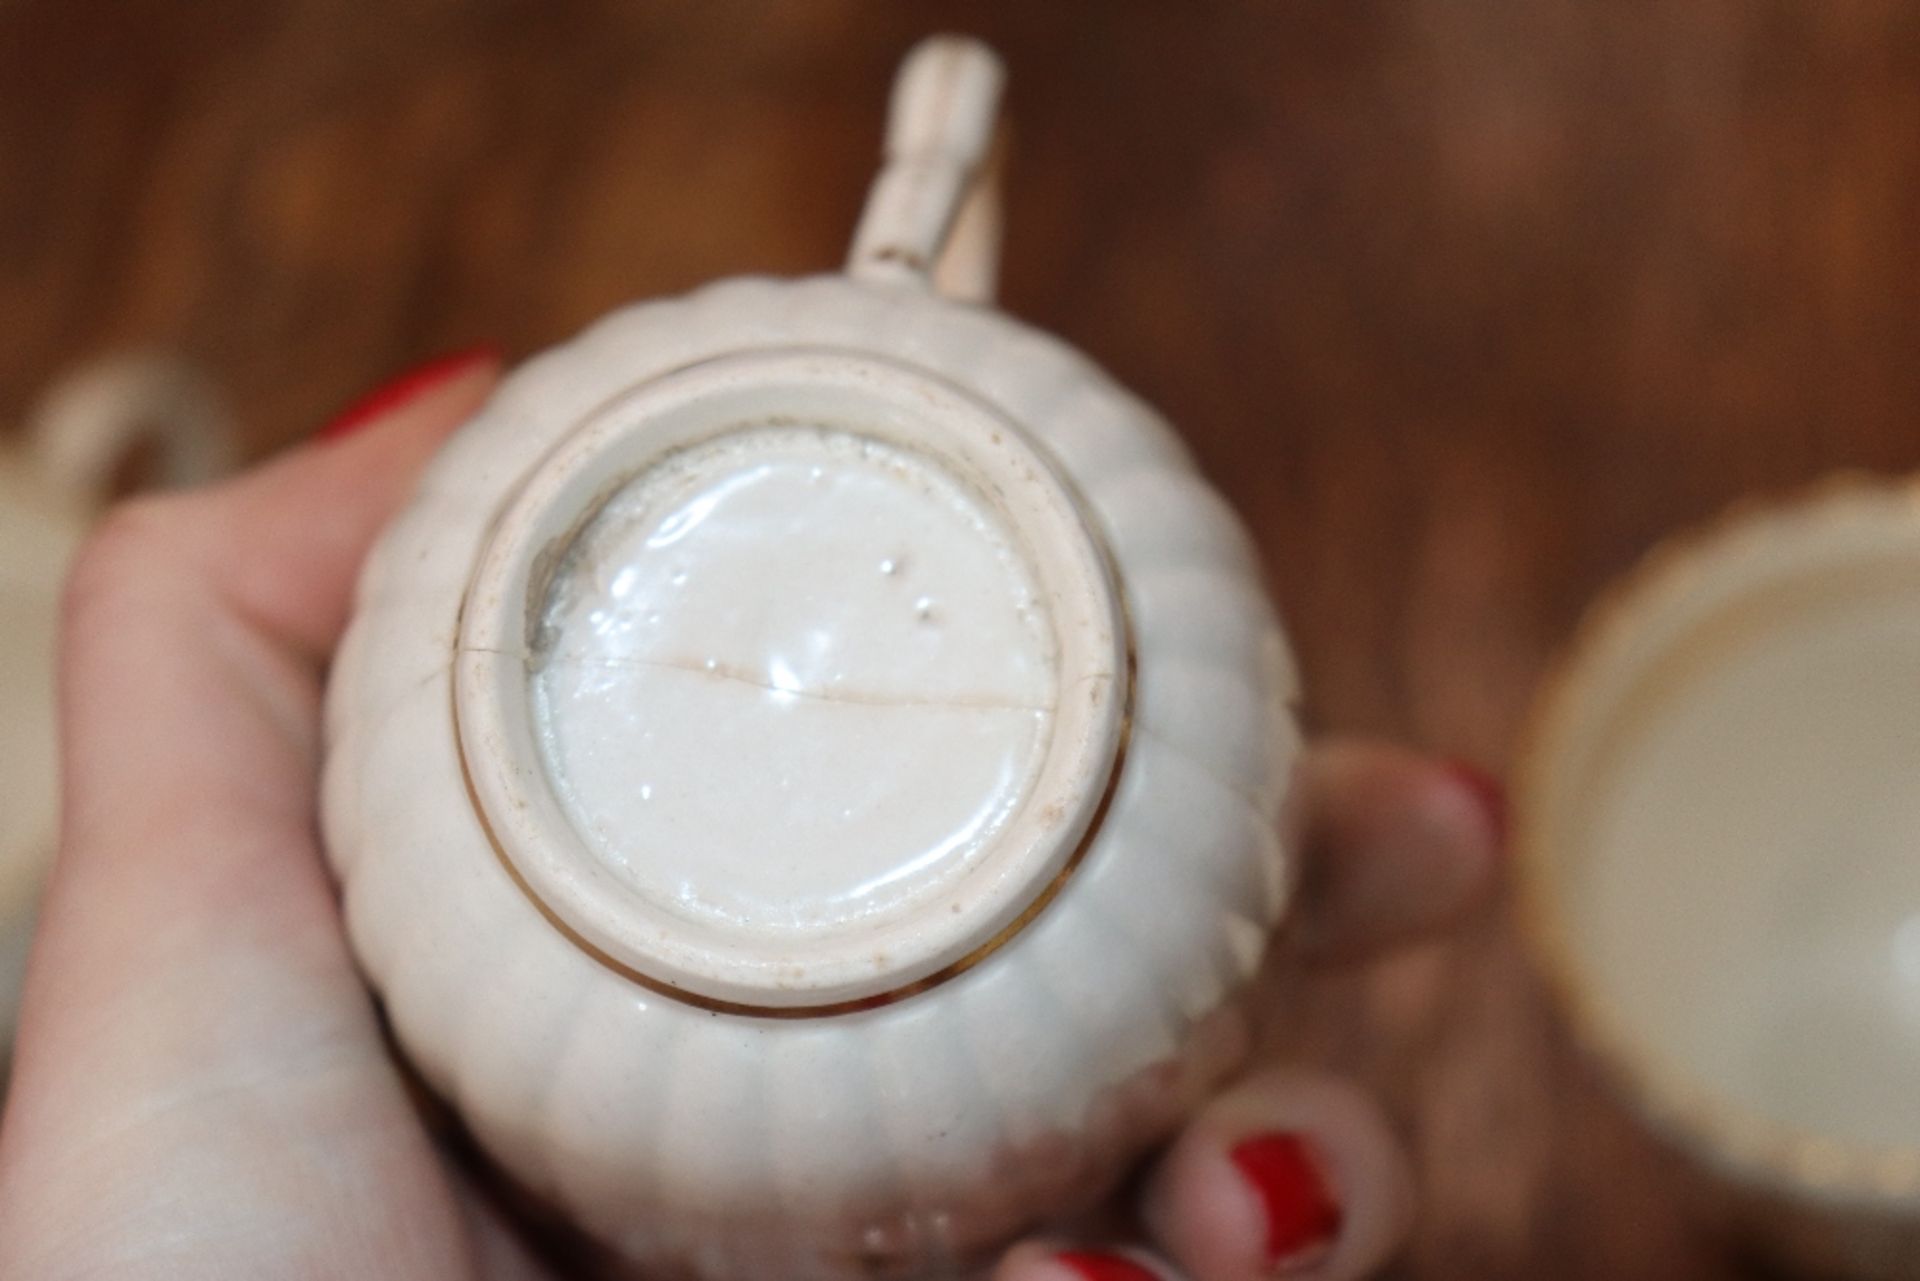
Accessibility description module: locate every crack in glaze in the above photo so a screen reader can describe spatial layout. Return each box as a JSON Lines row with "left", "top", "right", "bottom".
{"left": 464, "top": 642, "right": 1111, "bottom": 714}
{"left": 1133, "top": 721, "right": 1287, "bottom": 836}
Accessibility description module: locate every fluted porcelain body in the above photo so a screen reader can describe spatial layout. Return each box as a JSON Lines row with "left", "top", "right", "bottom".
{"left": 322, "top": 38, "right": 1300, "bottom": 1281}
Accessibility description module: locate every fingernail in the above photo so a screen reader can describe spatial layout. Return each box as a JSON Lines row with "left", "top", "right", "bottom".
{"left": 1229, "top": 1133, "right": 1344, "bottom": 1269}
{"left": 1054, "top": 1251, "right": 1160, "bottom": 1281}
{"left": 317, "top": 344, "right": 501, "bottom": 442}
{"left": 1441, "top": 757, "right": 1507, "bottom": 848}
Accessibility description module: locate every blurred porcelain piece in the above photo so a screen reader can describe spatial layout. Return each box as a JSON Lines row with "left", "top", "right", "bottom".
{"left": 0, "top": 356, "right": 233, "bottom": 1048}
{"left": 1518, "top": 478, "right": 1920, "bottom": 1279}
{"left": 324, "top": 35, "right": 1299, "bottom": 1281}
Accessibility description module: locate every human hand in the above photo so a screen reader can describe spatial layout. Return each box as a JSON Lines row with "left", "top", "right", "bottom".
{"left": 0, "top": 351, "right": 1499, "bottom": 1280}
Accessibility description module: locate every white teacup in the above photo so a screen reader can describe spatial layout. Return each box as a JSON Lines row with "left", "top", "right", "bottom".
{"left": 0, "top": 357, "right": 232, "bottom": 1046}
{"left": 1517, "top": 478, "right": 1920, "bottom": 1278}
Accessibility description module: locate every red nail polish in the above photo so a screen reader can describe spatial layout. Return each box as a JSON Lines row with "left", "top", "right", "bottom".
{"left": 1054, "top": 1251, "right": 1159, "bottom": 1281}
{"left": 1229, "top": 1133, "right": 1344, "bottom": 1268}
{"left": 317, "top": 344, "right": 502, "bottom": 442}
{"left": 1441, "top": 757, "right": 1507, "bottom": 847}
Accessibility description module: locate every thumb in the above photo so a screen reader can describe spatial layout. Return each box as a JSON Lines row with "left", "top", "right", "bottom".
{"left": 202, "top": 348, "right": 502, "bottom": 661}
{"left": 0, "top": 351, "right": 502, "bottom": 1275}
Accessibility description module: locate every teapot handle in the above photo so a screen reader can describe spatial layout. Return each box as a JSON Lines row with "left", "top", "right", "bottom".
{"left": 846, "top": 35, "right": 1005, "bottom": 304}
{"left": 27, "top": 354, "right": 236, "bottom": 509}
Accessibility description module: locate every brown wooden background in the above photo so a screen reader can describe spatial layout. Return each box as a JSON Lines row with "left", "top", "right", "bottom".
{"left": 8, "top": 2, "right": 1920, "bottom": 1276}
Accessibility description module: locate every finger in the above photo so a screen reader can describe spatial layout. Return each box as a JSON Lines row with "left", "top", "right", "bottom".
{"left": 55, "top": 351, "right": 499, "bottom": 853}
{"left": 1139, "top": 1069, "right": 1414, "bottom": 1281}
{"left": 180, "top": 345, "right": 500, "bottom": 662}
{"left": 0, "top": 353, "right": 500, "bottom": 1275}
{"left": 1287, "top": 740, "right": 1503, "bottom": 962}
{"left": 994, "top": 1239, "right": 1186, "bottom": 1280}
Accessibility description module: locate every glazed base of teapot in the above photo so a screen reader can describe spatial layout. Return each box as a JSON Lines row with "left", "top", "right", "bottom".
{"left": 532, "top": 424, "right": 1059, "bottom": 954}
{"left": 454, "top": 349, "right": 1132, "bottom": 1008}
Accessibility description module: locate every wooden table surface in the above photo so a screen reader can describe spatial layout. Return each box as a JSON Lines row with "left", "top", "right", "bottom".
{"left": 7, "top": 3, "right": 1920, "bottom": 1276}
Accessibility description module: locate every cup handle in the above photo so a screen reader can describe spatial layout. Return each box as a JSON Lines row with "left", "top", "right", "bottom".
{"left": 27, "top": 354, "right": 237, "bottom": 509}
{"left": 846, "top": 35, "right": 1005, "bottom": 304}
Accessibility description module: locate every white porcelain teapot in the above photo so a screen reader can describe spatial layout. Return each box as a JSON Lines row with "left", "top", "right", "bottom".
{"left": 0, "top": 357, "right": 232, "bottom": 1045}
{"left": 323, "top": 36, "right": 1300, "bottom": 1279}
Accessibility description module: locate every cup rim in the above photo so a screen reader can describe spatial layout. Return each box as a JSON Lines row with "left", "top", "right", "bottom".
{"left": 1513, "top": 470, "right": 1920, "bottom": 1208}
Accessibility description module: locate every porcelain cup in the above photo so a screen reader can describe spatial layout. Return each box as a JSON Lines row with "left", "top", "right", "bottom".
{"left": 1517, "top": 478, "right": 1920, "bottom": 1278}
